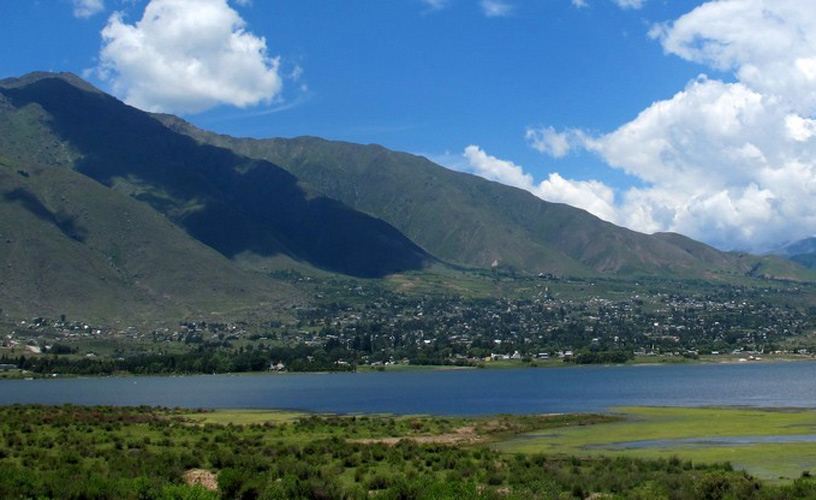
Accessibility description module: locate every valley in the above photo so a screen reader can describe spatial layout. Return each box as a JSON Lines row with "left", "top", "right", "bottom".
{"left": 6, "top": 0, "right": 816, "bottom": 497}
{"left": 2, "top": 72, "right": 816, "bottom": 500}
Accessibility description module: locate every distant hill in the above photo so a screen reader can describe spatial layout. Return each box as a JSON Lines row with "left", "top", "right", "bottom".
{"left": 770, "top": 237, "right": 816, "bottom": 270}
{"left": 0, "top": 74, "right": 431, "bottom": 280}
{"left": 774, "top": 237, "right": 816, "bottom": 257}
{"left": 158, "top": 117, "right": 813, "bottom": 281}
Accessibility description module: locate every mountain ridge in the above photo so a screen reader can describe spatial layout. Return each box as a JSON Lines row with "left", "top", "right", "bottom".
{"left": 157, "top": 115, "right": 811, "bottom": 281}
{"left": 0, "top": 70, "right": 813, "bottom": 327}
{"left": 0, "top": 74, "right": 433, "bottom": 279}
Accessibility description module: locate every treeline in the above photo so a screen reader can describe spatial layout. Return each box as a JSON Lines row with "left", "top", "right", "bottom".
{"left": 574, "top": 349, "right": 635, "bottom": 365}
{"left": 2, "top": 345, "right": 648, "bottom": 377}
{"left": 0, "top": 345, "right": 356, "bottom": 376}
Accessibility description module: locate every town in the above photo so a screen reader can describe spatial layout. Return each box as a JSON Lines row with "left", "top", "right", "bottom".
{"left": 2, "top": 274, "right": 814, "bottom": 376}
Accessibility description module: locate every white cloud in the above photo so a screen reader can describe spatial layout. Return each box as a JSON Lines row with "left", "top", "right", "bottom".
{"left": 72, "top": 0, "right": 105, "bottom": 18}
{"left": 464, "top": 145, "right": 534, "bottom": 191}
{"left": 525, "top": 126, "right": 577, "bottom": 158}
{"left": 612, "top": 0, "right": 645, "bottom": 9}
{"left": 650, "top": 2, "right": 816, "bottom": 114}
{"left": 537, "top": 172, "right": 618, "bottom": 222}
{"left": 786, "top": 115, "right": 816, "bottom": 142}
{"left": 571, "top": 0, "right": 645, "bottom": 10}
{"left": 96, "top": 0, "right": 282, "bottom": 114}
{"left": 521, "top": 0, "right": 816, "bottom": 252}
{"left": 481, "top": 0, "right": 513, "bottom": 17}
{"left": 584, "top": 78, "right": 773, "bottom": 189}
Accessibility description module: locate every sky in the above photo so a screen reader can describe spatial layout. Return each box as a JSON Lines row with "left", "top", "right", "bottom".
{"left": 2, "top": 0, "right": 816, "bottom": 253}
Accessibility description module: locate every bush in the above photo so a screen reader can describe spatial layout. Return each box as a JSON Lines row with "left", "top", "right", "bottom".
{"left": 159, "top": 484, "right": 219, "bottom": 500}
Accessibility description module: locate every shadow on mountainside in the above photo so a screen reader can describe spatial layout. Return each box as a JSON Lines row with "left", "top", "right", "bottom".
{"left": 4, "top": 187, "right": 88, "bottom": 243}
{"left": 1, "top": 78, "right": 429, "bottom": 278}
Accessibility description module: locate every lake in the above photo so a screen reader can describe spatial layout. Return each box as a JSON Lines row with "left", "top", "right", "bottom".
{"left": 1, "top": 361, "right": 815, "bottom": 415}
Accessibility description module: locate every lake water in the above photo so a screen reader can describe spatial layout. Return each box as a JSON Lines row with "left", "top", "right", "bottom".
{"left": 591, "top": 435, "right": 816, "bottom": 450}
{"left": 1, "top": 361, "right": 815, "bottom": 415}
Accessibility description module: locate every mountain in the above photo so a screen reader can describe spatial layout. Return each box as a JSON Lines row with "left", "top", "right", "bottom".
{"left": 0, "top": 73, "right": 431, "bottom": 280}
{"left": 158, "top": 117, "right": 812, "bottom": 281}
{"left": 771, "top": 237, "right": 816, "bottom": 269}
{"left": 775, "top": 237, "right": 816, "bottom": 257}
{"left": 0, "top": 155, "right": 297, "bottom": 323}
{"left": 0, "top": 72, "right": 442, "bottom": 322}
{"left": 0, "top": 70, "right": 811, "bottom": 326}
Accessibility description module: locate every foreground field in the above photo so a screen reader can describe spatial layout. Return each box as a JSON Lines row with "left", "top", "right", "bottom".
{"left": 2, "top": 405, "right": 816, "bottom": 499}
{"left": 495, "top": 406, "right": 816, "bottom": 481}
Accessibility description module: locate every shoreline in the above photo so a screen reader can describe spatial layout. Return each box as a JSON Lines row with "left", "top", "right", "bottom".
{"left": 1, "top": 354, "right": 815, "bottom": 381}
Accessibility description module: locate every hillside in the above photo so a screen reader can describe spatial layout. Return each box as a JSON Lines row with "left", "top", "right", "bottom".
{"left": 0, "top": 155, "right": 297, "bottom": 323}
{"left": 771, "top": 237, "right": 816, "bottom": 270}
{"left": 0, "top": 74, "right": 431, "bottom": 279}
{"left": 0, "top": 70, "right": 812, "bottom": 328}
{"left": 158, "top": 119, "right": 812, "bottom": 281}
{"left": 776, "top": 237, "right": 816, "bottom": 257}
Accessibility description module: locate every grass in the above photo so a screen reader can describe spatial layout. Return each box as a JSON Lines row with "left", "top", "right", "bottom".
{"left": 180, "top": 409, "right": 309, "bottom": 425}
{"left": 494, "top": 406, "right": 816, "bottom": 480}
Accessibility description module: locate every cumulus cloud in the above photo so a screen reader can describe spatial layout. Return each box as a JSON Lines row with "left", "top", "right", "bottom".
{"left": 520, "top": 0, "right": 816, "bottom": 252}
{"left": 464, "top": 145, "right": 534, "bottom": 191}
{"left": 481, "top": 0, "right": 513, "bottom": 17}
{"left": 650, "top": 1, "right": 816, "bottom": 114}
{"left": 537, "top": 173, "right": 618, "bottom": 223}
{"left": 96, "top": 0, "right": 282, "bottom": 114}
{"left": 72, "top": 0, "right": 105, "bottom": 18}
{"left": 571, "top": 0, "right": 588, "bottom": 8}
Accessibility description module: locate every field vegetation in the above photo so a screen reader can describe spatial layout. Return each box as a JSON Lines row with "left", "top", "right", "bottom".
{"left": 2, "top": 405, "right": 816, "bottom": 499}
{"left": 496, "top": 406, "right": 816, "bottom": 481}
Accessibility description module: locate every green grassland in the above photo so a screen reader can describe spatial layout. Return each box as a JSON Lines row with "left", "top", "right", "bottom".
{"left": 495, "top": 406, "right": 816, "bottom": 481}
{"left": 181, "top": 409, "right": 310, "bottom": 426}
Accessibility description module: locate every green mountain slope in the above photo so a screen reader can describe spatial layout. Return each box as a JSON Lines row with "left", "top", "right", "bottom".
{"left": 790, "top": 254, "right": 816, "bottom": 270}
{"left": 0, "top": 156, "right": 298, "bottom": 323}
{"left": 2, "top": 69, "right": 810, "bottom": 320}
{"left": 0, "top": 74, "right": 431, "bottom": 279}
{"left": 159, "top": 121, "right": 812, "bottom": 281}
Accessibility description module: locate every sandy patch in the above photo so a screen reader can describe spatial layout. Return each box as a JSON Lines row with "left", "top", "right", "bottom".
{"left": 184, "top": 469, "right": 218, "bottom": 491}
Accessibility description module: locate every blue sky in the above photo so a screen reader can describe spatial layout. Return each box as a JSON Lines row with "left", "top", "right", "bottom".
{"left": 3, "top": 0, "right": 816, "bottom": 252}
